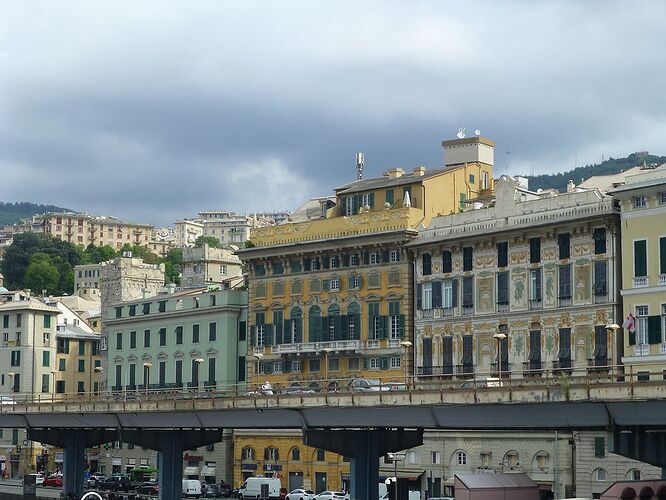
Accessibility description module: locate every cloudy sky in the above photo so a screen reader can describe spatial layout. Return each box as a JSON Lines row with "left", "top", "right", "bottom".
{"left": 1, "top": 1, "right": 665, "bottom": 226}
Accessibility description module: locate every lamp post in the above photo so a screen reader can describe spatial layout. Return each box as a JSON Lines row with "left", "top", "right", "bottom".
{"left": 142, "top": 362, "right": 152, "bottom": 394}
{"left": 51, "top": 370, "right": 57, "bottom": 401}
{"left": 252, "top": 353, "right": 264, "bottom": 395}
{"left": 93, "top": 367, "right": 103, "bottom": 396}
{"left": 321, "top": 348, "right": 332, "bottom": 387}
{"left": 493, "top": 333, "right": 507, "bottom": 379}
{"left": 605, "top": 323, "right": 620, "bottom": 374}
{"left": 194, "top": 358, "right": 204, "bottom": 390}
{"left": 400, "top": 341, "right": 412, "bottom": 385}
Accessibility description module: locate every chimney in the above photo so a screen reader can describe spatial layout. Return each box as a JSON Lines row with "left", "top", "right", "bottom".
{"left": 442, "top": 136, "right": 495, "bottom": 169}
{"left": 567, "top": 180, "right": 575, "bottom": 193}
{"left": 385, "top": 168, "right": 404, "bottom": 179}
{"left": 413, "top": 166, "right": 426, "bottom": 176}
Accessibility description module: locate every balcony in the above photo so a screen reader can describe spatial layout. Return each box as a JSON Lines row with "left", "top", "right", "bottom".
{"left": 558, "top": 296, "right": 572, "bottom": 307}
{"left": 388, "top": 339, "right": 401, "bottom": 348}
{"left": 496, "top": 302, "right": 510, "bottom": 313}
{"left": 634, "top": 344, "right": 649, "bottom": 356}
{"left": 461, "top": 305, "right": 474, "bottom": 317}
{"left": 442, "top": 307, "right": 454, "bottom": 318}
{"left": 365, "top": 340, "right": 380, "bottom": 349}
{"left": 661, "top": 343, "right": 666, "bottom": 354}
{"left": 490, "top": 362, "right": 510, "bottom": 376}
{"left": 419, "top": 309, "right": 434, "bottom": 319}
{"left": 455, "top": 363, "right": 475, "bottom": 377}
{"left": 552, "top": 359, "right": 572, "bottom": 373}
{"left": 594, "top": 293, "right": 609, "bottom": 304}
{"left": 529, "top": 299, "right": 542, "bottom": 310}
{"left": 522, "top": 361, "right": 544, "bottom": 376}
{"left": 417, "top": 365, "right": 454, "bottom": 376}
{"left": 660, "top": 274, "right": 666, "bottom": 286}
{"left": 271, "top": 339, "right": 362, "bottom": 354}
{"left": 633, "top": 276, "right": 648, "bottom": 288}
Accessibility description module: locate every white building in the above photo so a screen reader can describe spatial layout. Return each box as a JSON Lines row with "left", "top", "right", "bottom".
{"left": 198, "top": 210, "right": 274, "bottom": 247}
{"left": 175, "top": 219, "right": 204, "bottom": 248}
{"left": 182, "top": 243, "right": 244, "bottom": 289}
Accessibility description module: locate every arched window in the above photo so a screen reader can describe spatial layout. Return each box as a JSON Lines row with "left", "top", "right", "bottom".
{"left": 455, "top": 450, "right": 467, "bottom": 465}
{"left": 316, "top": 449, "right": 325, "bottom": 462}
{"left": 328, "top": 304, "right": 340, "bottom": 316}
{"left": 264, "top": 447, "right": 279, "bottom": 461}
{"left": 291, "top": 447, "right": 300, "bottom": 461}
{"left": 346, "top": 303, "right": 361, "bottom": 340}
{"left": 503, "top": 451, "right": 519, "bottom": 468}
{"left": 593, "top": 468, "right": 607, "bottom": 481}
{"left": 308, "top": 306, "right": 322, "bottom": 342}
{"left": 242, "top": 446, "right": 255, "bottom": 460}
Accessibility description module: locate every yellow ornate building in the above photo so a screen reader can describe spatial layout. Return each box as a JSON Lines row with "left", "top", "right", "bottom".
{"left": 235, "top": 135, "right": 495, "bottom": 492}
{"left": 612, "top": 164, "right": 666, "bottom": 378}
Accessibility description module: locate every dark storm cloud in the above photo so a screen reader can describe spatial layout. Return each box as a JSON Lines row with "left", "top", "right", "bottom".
{"left": 1, "top": 1, "right": 665, "bottom": 225}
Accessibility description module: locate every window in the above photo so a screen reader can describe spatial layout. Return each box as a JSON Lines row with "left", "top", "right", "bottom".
{"left": 456, "top": 451, "right": 467, "bottom": 465}
{"left": 242, "top": 447, "right": 255, "bottom": 460}
{"left": 42, "top": 351, "right": 50, "bottom": 367}
{"left": 78, "top": 359, "right": 85, "bottom": 372}
{"left": 272, "top": 282, "right": 284, "bottom": 296}
{"left": 431, "top": 451, "right": 441, "bottom": 464}
{"left": 636, "top": 306, "right": 649, "bottom": 345}
{"left": 290, "top": 260, "right": 302, "bottom": 273}
{"left": 309, "top": 278, "right": 321, "bottom": 293}
{"left": 529, "top": 237, "right": 541, "bottom": 263}
{"left": 10, "top": 350, "right": 20, "bottom": 366}
{"left": 530, "top": 269, "right": 542, "bottom": 306}
{"left": 459, "top": 192, "right": 467, "bottom": 210}
{"left": 389, "top": 301, "right": 401, "bottom": 339}
{"left": 442, "top": 250, "right": 452, "bottom": 273}
{"left": 41, "top": 374, "right": 49, "bottom": 393}
{"left": 56, "top": 380, "right": 65, "bottom": 394}
{"left": 77, "top": 381, "right": 85, "bottom": 393}
{"left": 497, "top": 272, "right": 509, "bottom": 309}
{"left": 558, "top": 265, "right": 572, "bottom": 305}
{"left": 369, "top": 358, "right": 380, "bottom": 369}
{"left": 350, "top": 255, "right": 358, "bottom": 266}
{"left": 311, "top": 258, "right": 321, "bottom": 270}
{"left": 193, "top": 324, "right": 200, "bottom": 343}
{"left": 390, "top": 250, "right": 399, "bottom": 262}
{"left": 309, "top": 359, "right": 320, "bottom": 372}
{"left": 422, "top": 253, "right": 432, "bottom": 275}
{"left": 661, "top": 236, "right": 666, "bottom": 275}
{"left": 593, "top": 260, "right": 607, "bottom": 298}
{"left": 291, "top": 280, "right": 303, "bottom": 295}
{"left": 272, "top": 261, "right": 284, "bottom": 275}
{"left": 116, "top": 332, "right": 123, "bottom": 350}
{"left": 175, "top": 360, "right": 183, "bottom": 386}
{"left": 316, "top": 449, "right": 325, "bottom": 462}
{"left": 462, "top": 277, "right": 474, "bottom": 312}
{"left": 142, "top": 303, "right": 150, "bottom": 315}
{"left": 463, "top": 247, "right": 473, "bottom": 271}
{"left": 497, "top": 242, "right": 508, "bottom": 268}
{"left": 390, "top": 356, "right": 401, "bottom": 368}
{"left": 130, "top": 331, "right": 136, "bottom": 349}
{"left": 348, "top": 357, "right": 359, "bottom": 370}
{"left": 158, "top": 301, "right": 167, "bottom": 313}
{"left": 558, "top": 233, "right": 570, "bottom": 260}
{"left": 634, "top": 240, "right": 647, "bottom": 277}
{"left": 593, "top": 228, "right": 607, "bottom": 254}
{"left": 16, "top": 314, "right": 21, "bottom": 327}
{"left": 128, "top": 305, "right": 136, "bottom": 317}
{"left": 330, "top": 278, "right": 340, "bottom": 292}
{"left": 634, "top": 196, "right": 647, "bottom": 208}
{"left": 209, "top": 322, "right": 217, "bottom": 341}
{"left": 159, "top": 328, "right": 166, "bottom": 346}
{"left": 2, "top": 314, "right": 8, "bottom": 328}
{"left": 239, "top": 321, "right": 246, "bottom": 341}
{"left": 208, "top": 358, "right": 216, "bottom": 383}
{"left": 469, "top": 174, "right": 475, "bottom": 184}
{"left": 370, "top": 252, "right": 379, "bottom": 265}
{"left": 175, "top": 326, "right": 183, "bottom": 345}
{"left": 595, "top": 468, "right": 607, "bottom": 481}
{"left": 328, "top": 358, "right": 340, "bottom": 371}
{"left": 422, "top": 283, "right": 432, "bottom": 310}
{"left": 144, "top": 330, "right": 151, "bottom": 348}
{"left": 59, "top": 359, "right": 66, "bottom": 371}
{"left": 292, "top": 448, "right": 300, "bottom": 461}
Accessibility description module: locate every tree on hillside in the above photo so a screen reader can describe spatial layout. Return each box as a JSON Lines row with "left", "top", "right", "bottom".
{"left": 0, "top": 232, "right": 44, "bottom": 289}
{"left": 164, "top": 248, "right": 182, "bottom": 285}
{"left": 24, "top": 253, "right": 60, "bottom": 295}
{"left": 82, "top": 243, "right": 116, "bottom": 264}
{"left": 195, "top": 236, "right": 222, "bottom": 248}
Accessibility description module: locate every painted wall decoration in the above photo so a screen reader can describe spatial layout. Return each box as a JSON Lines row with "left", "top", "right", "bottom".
{"left": 574, "top": 260, "right": 591, "bottom": 302}
{"left": 512, "top": 267, "right": 526, "bottom": 306}
{"left": 510, "top": 251, "right": 528, "bottom": 265}
{"left": 477, "top": 276, "right": 494, "bottom": 312}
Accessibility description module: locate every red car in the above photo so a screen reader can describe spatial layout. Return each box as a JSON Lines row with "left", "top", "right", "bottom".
{"left": 43, "top": 475, "right": 63, "bottom": 488}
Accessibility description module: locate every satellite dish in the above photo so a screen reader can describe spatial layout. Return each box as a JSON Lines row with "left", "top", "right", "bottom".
{"left": 475, "top": 129, "right": 481, "bottom": 137}
{"left": 457, "top": 128, "right": 465, "bottom": 139}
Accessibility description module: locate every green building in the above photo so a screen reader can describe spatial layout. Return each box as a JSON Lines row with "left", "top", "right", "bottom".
{"left": 103, "top": 287, "right": 248, "bottom": 393}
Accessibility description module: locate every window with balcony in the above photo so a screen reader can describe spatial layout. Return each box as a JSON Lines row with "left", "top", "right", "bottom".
{"left": 497, "top": 271, "right": 509, "bottom": 312}
{"left": 660, "top": 237, "right": 666, "bottom": 284}
{"left": 389, "top": 301, "right": 402, "bottom": 340}
{"left": 557, "top": 328, "right": 572, "bottom": 370}
{"left": 462, "top": 277, "right": 474, "bottom": 315}
{"left": 593, "top": 260, "right": 608, "bottom": 302}
{"left": 528, "top": 330, "right": 541, "bottom": 371}
{"left": 593, "top": 228, "right": 607, "bottom": 255}
{"left": 443, "top": 279, "right": 457, "bottom": 313}
{"left": 442, "top": 336, "right": 453, "bottom": 375}
{"left": 593, "top": 325, "right": 608, "bottom": 366}
{"left": 497, "top": 241, "right": 508, "bottom": 268}
{"left": 529, "top": 269, "right": 542, "bottom": 309}
{"left": 421, "top": 283, "right": 433, "bottom": 310}
{"left": 558, "top": 233, "right": 570, "bottom": 260}
{"left": 421, "top": 337, "right": 432, "bottom": 375}
{"left": 461, "top": 335, "right": 473, "bottom": 373}
{"left": 558, "top": 264, "right": 572, "bottom": 306}
{"left": 422, "top": 253, "right": 432, "bottom": 275}
{"left": 634, "top": 239, "right": 648, "bottom": 286}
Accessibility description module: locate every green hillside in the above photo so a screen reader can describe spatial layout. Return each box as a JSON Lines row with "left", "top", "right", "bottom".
{"left": 0, "top": 202, "right": 72, "bottom": 227}
{"left": 525, "top": 152, "right": 666, "bottom": 192}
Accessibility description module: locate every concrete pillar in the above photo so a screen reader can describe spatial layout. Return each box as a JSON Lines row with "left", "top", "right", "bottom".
{"left": 158, "top": 432, "right": 184, "bottom": 500}
{"left": 349, "top": 432, "right": 380, "bottom": 500}
{"left": 62, "top": 431, "right": 86, "bottom": 500}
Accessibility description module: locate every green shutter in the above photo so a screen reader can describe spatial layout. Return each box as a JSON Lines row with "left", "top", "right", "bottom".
{"left": 379, "top": 316, "right": 388, "bottom": 339}
{"left": 628, "top": 330, "right": 636, "bottom": 346}
{"left": 399, "top": 315, "right": 406, "bottom": 338}
{"left": 334, "top": 315, "right": 345, "bottom": 341}
{"left": 380, "top": 357, "right": 389, "bottom": 370}
{"left": 353, "top": 314, "right": 361, "bottom": 340}
{"left": 265, "top": 324, "right": 275, "bottom": 346}
{"left": 250, "top": 326, "right": 257, "bottom": 347}
{"left": 660, "top": 237, "right": 666, "bottom": 275}
{"left": 283, "top": 319, "right": 292, "bottom": 343}
{"left": 363, "top": 358, "right": 370, "bottom": 370}
{"left": 368, "top": 193, "right": 375, "bottom": 208}
{"left": 648, "top": 316, "right": 662, "bottom": 344}
{"left": 284, "top": 360, "right": 292, "bottom": 373}
{"left": 634, "top": 240, "right": 647, "bottom": 277}
{"left": 323, "top": 279, "right": 331, "bottom": 291}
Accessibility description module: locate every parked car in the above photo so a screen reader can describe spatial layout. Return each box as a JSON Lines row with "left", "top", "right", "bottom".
{"left": 35, "top": 473, "right": 44, "bottom": 485}
{"left": 282, "top": 384, "right": 315, "bottom": 395}
{"left": 86, "top": 473, "right": 105, "bottom": 489}
{"left": 314, "top": 491, "right": 349, "bottom": 500}
{"left": 43, "top": 475, "right": 63, "bottom": 488}
{"left": 202, "top": 483, "right": 221, "bottom": 498}
{"left": 99, "top": 474, "right": 131, "bottom": 492}
{"left": 136, "top": 482, "right": 160, "bottom": 495}
{"left": 218, "top": 482, "right": 232, "bottom": 497}
{"left": 285, "top": 488, "right": 315, "bottom": 500}
{"left": 183, "top": 479, "right": 203, "bottom": 498}
{"left": 350, "top": 379, "right": 406, "bottom": 392}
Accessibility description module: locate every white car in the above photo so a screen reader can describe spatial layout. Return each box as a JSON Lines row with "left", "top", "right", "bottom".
{"left": 314, "top": 491, "right": 349, "bottom": 500}
{"left": 286, "top": 489, "right": 315, "bottom": 500}
{"left": 350, "top": 379, "right": 406, "bottom": 392}
{"left": 35, "top": 473, "right": 44, "bottom": 485}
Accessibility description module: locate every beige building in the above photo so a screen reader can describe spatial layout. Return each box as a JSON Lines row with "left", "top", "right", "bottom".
{"left": 199, "top": 211, "right": 274, "bottom": 247}
{"left": 75, "top": 263, "right": 103, "bottom": 299}
{"left": 410, "top": 176, "right": 621, "bottom": 381}
{"left": 611, "top": 164, "right": 666, "bottom": 379}
{"left": 182, "top": 243, "right": 244, "bottom": 289}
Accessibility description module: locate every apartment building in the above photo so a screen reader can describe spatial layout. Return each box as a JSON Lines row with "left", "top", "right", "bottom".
{"left": 199, "top": 211, "right": 274, "bottom": 247}
{"left": 611, "top": 164, "right": 666, "bottom": 379}
{"left": 175, "top": 219, "right": 205, "bottom": 248}
{"left": 234, "top": 135, "right": 495, "bottom": 491}
{"left": 100, "top": 287, "right": 248, "bottom": 480}
{"left": 41, "top": 213, "right": 154, "bottom": 249}
{"left": 409, "top": 176, "right": 621, "bottom": 379}
{"left": 182, "top": 243, "right": 244, "bottom": 289}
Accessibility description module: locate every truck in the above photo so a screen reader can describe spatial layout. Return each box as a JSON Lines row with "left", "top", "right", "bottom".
{"left": 238, "top": 477, "right": 281, "bottom": 500}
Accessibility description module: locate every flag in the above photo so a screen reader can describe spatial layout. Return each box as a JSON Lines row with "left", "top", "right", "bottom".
{"left": 622, "top": 313, "right": 636, "bottom": 333}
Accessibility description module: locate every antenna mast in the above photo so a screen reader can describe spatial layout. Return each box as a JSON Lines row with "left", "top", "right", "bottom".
{"left": 356, "top": 152, "right": 364, "bottom": 180}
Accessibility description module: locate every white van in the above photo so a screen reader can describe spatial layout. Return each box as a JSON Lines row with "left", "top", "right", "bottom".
{"left": 183, "top": 479, "right": 202, "bottom": 498}
{"left": 239, "top": 477, "right": 281, "bottom": 500}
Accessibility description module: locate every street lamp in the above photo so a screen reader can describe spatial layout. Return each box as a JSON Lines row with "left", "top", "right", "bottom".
{"left": 252, "top": 353, "right": 264, "bottom": 391}
{"left": 321, "top": 348, "right": 333, "bottom": 385}
{"left": 493, "top": 333, "right": 507, "bottom": 380}
{"left": 94, "top": 367, "right": 104, "bottom": 396}
{"left": 194, "top": 358, "right": 204, "bottom": 390}
{"left": 400, "top": 341, "right": 412, "bottom": 384}
{"left": 142, "top": 362, "right": 152, "bottom": 394}
{"left": 51, "top": 370, "right": 57, "bottom": 401}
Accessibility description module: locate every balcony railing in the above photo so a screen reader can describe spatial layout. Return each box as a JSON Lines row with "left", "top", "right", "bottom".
{"left": 660, "top": 274, "right": 666, "bottom": 286}
{"left": 416, "top": 365, "right": 454, "bottom": 376}
{"left": 529, "top": 299, "right": 542, "bottom": 310}
{"left": 490, "top": 362, "right": 510, "bottom": 376}
{"left": 634, "top": 344, "right": 649, "bottom": 356}
{"left": 552, "top": 359, "right": 572, "bottom": 373}
{"left": 419, "top": 309, "right": 434, "bottom": 319}
{"left": 661, "top": 343, "right": 666, "bottom": 354}
{"left": 496, "top": 302, "right": 510, "bottom": 313}
{"left": 442, "top": 307, "right": 454, "bottom": 317}
{"left": 456, "top": 363, "right": 475, "bottom": 377}
{"left": 365, "top": 340, "right": 380, "bottom": 349}
{"left": 522, "top": 361, "right": 544, "bottom": 376}
{"left": 388, "top": 339, "right": 401, "bottom": 348}
{"left": 558, "top": 296, "right": 572, "bottom": 307}
{"left": 594, "top": 294, "right": 609, "bottom": 304}
{"left": 462, "top": 306, "right": 474, "bottom": 317}
{"left": 271, "top": 339, "right": 362, "bottom": 354}
{"left": 633, "top": 276, "right": 648, "bottom": 288}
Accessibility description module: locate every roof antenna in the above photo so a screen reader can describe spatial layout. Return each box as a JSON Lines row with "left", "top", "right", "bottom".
{"left": 356, "top": 152, "right": 364, "bottom": 180}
